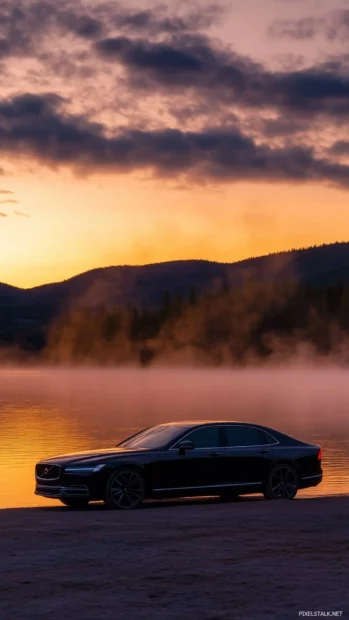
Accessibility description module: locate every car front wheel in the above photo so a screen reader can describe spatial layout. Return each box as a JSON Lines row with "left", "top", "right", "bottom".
{"left": 105, "top": 468, "right": 145, "bottom": 510}
{"left": 263, "top": 464, "right": 299, "bottom": 500}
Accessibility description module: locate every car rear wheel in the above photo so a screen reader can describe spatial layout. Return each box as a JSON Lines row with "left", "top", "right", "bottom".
{"left": 263, "top": 464, "right": 299, "bottom": 500}
{"left": 105, "top": 468, "right": 145, "bottom": 510}
{"left": 60, "top": 499, "right": 90, "bottom": 509}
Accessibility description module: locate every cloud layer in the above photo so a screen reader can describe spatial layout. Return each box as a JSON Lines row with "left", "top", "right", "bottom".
{"left": 0, "top": 92, "right": 348, "bottom": 187}
{"left": 0, "top": 0, "right": 348, "bottom": 187}
{"left": 269, "top": 9, "right": 349, "bottom": 42}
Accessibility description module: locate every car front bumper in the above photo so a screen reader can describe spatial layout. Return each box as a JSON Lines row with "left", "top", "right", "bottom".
{"left": 35, "top": 484, "right": 90, "bottom": 499}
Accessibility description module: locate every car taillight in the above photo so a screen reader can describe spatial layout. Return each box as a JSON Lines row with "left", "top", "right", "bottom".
{"left": 317, "top": 447, "right": 322, "bottom": 460}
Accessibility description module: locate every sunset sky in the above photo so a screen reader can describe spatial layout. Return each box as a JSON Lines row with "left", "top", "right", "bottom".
{"left": 1, "top": 0, "right": 349, "bottom": 288}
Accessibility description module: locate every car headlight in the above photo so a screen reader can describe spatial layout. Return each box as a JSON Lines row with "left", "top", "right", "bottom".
{"left": 65, "top": 464, "right": 106, "bottom": 474}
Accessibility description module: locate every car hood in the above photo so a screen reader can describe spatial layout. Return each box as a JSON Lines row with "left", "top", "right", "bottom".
{"left": 40, "top": 446, "right": 147, "bottom": 466}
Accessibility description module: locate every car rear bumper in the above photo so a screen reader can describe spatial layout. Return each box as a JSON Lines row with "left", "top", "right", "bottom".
{"left": 300, "top": 473, "right": 323, "bottom": 489}
{"left": 35, "top": 484, "right": 90, "bottom": 499}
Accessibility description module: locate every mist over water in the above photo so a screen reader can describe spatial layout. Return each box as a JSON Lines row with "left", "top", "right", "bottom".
{"left": 0, "top": 367, "right": 348, "bottom": 508}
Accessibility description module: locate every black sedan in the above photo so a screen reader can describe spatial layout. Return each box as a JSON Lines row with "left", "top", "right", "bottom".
{"left": 35, "top": 421, "right": 323, "bottom": 509}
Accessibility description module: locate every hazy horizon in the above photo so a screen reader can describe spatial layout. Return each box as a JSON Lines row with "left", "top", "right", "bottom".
{"left": 3, "top": 241, "right": 349, "bottom": 290}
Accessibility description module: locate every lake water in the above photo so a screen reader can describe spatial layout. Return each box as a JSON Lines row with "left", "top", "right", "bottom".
{"left": 0, "top": 368, "right": 348, "bottom": 508}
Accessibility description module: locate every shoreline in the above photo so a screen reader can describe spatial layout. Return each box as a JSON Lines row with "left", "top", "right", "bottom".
{"left": 1, "top": 495, "right": 348, "bottom": 620}
{"left": 1, "top": 490, "right": 349, "bottom": 511}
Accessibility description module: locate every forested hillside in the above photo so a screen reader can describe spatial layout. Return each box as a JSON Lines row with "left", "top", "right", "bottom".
{"left": 2, "top": 243, "right": 349, "bottom": 364}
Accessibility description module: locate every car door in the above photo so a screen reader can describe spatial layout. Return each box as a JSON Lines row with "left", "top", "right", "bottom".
{"left": 219, "top": 425, "right": 276, "bottom": 485}
{"left": 163, "top": 425, "right": 225, "bottom": 491}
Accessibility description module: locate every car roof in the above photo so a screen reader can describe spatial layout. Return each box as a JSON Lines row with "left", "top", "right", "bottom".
{"left": 154, "top": 421, "right": 304, "bottom": 446}
{"left": 156, "top": 421, "right": 262, "bottom": 428}
{"left": 155, "top": 421, "right": 284, "bottom": 437}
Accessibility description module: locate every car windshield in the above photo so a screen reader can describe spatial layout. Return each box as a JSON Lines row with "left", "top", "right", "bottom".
{"left": 120, "top": 425, "right": 186, "bottom": 450}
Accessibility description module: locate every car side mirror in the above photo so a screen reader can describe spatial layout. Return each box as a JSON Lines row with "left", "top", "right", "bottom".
{"left": 178, "top": 440, "right": 194, "bottom": 454}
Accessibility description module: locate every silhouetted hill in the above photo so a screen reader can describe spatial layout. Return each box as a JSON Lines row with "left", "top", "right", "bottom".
{"left": 2, "top": 243, "right": 349, "bottom": 326}
{"left": 0, "top": 282, "right": 22, "bottom": 301}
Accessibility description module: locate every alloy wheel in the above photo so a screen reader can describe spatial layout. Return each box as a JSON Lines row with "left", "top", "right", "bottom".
{"left": 269, "top": 465, "right": 298, "bottom": 499}
{"left": 108, "top": 469, "right": 144, "bottom": 509}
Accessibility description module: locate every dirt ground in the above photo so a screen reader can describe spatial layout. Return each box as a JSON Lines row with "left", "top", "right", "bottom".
{"left": 0, "top": 495, "right": 348, "bottom": 620}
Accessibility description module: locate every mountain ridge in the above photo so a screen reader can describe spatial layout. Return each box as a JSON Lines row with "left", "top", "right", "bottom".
{"left": 2, "top": 241, "right": 349, "bottom": 293}
{"left": 2, "top": 243, "right": 349, "bottom": 321}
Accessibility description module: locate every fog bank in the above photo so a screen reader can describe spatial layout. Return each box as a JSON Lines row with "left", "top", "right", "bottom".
{"left": 1, "top": 367, "right": 349, "bottom": 441}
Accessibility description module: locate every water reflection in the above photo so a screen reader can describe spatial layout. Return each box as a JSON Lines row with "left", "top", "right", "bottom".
{"left": 0, "top": 368, "right": 348, "bottom": 508}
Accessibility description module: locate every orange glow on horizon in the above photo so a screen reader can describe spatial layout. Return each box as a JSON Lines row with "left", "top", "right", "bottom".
{"left": 1, "top": 171, "right": 349, "bottom": 289}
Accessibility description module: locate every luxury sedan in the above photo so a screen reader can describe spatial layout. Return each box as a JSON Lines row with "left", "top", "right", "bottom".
{"left": 35, "top": 421, "right": 323, "bottom": 509}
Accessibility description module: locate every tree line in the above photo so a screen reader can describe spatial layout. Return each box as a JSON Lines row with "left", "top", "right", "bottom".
{"left": 39, "top": 278, "right": 349, "bottom": 365}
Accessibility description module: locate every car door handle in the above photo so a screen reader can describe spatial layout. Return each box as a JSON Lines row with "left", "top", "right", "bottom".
{"left": 209, "top": 452, "right": 221, "bottom": 457}
{"left": 258, "top": 449, "right": 270, "bottom": 453}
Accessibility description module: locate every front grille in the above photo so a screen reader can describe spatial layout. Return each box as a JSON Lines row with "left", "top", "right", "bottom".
{"left": 36, "top": 464, "right": 61, "bottom": 480}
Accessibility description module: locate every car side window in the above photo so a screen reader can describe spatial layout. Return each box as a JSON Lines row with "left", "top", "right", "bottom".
{"left": 182, "top": 427, "right": 221, "bottom": 449}
{"left": 258, "top": 430, "right": 278, "bottom": 445}
{"left": 223, "top": 426, "right": 268, "bottom": 447}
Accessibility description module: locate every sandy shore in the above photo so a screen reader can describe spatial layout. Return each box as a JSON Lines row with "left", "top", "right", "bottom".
{"left": 1, "top": 496, "right": 348, "bottom": 620}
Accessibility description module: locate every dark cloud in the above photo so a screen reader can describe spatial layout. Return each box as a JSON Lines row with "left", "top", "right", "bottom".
{"left": 94, "top": 33, "right": 349, "bottom": 118}
{"left": 95, "top": 36, "right": 207, "bottom": 79}
{"left": 0, "top": 0, "right": 222, "bottom": 61}
{"left": 0, "top": 189, "right": 14, "bottom": 194}
{"left": 0, "top": 92, "right": 62, "bottom": 117}
{"left": 0, "top": 92, "right": 349, "bottom": 188}
{"left": 0, "top": 211, "right": 8, "bottom": 217}
{"left": 329, "top": 140, "right": 349, "bottom": 156}
{"left": 57, "top": 11, "right": 103, "bottom": 39}
{"left": 26, "top": 1, "right": 104, "bottom": 39}
{"left": 269, "top": 10, "right": 349, "bottom": 41}
{"left": 0, "top": 0, "right": 104, "bottom": 59}
{"left": 0, "top": 1, "right": 348, "bottom": 125}
{"left": 94, "top": 32, "right": 267, "bottom": 111}
{"left": 114, "top": 4, "right": 224, "bottom": 36}
{"left": 273, "top": 66, "right": 349, "bottom": 116}
{"left": 0, "top": 37, "right": 11, "bottom": 56}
